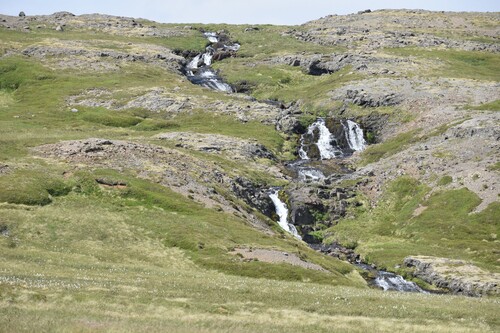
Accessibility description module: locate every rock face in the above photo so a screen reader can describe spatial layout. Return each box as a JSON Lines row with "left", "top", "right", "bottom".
{"left": 404, "top": 256, "right": 500, "bottom": 296}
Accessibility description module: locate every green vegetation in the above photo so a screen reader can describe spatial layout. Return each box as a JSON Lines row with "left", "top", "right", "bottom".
{"left": 1, "top": 13, "right": 500, "bottom": 333}
{"left": 385, "top": 48, "right": 500, "bottom": 81}
{"left": 359, "top": 129, "right": 422, "bottom": 165}
{"left": 488, "top": 162, "right": 500, "bottom": 172}
{"left": 465, "top": 99, "right": 500, "bottom": 111}
{"left": 214, "top": 61, "right": 360, "bottom": 113}
{"left": 325, "top": 177, "right": 499, "bottom": 272}
{"left": 437, "top": 175, "right": 453, "bottom": 186}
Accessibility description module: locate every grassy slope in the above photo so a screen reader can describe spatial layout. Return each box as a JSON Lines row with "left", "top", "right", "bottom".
{"left": 0, "top": 17, "right": 499, "bottom": 332}
{"left": 325, "top": 177, "right": 500, "bottom": 273}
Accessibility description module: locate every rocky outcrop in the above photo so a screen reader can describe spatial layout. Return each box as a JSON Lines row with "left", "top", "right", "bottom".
{"left": 404, "top": 256, "right": 500, "bottom": 296}
{"left": 344, "top": 89, "right": 402, "bottom": 108}
{"left": 231, "top": 178, "right": 275, "bottom": 217}
{"left": 21, "top": 44, "right": 185, "bottom": 73}
{"left": 288, "top": 10, "right": 500, "bottom": 53}
{"left": 156, "top": 132, "right": 276, "bottom": 161}
{"left": 32, "top": 138, "right": 275, "bottom": 232}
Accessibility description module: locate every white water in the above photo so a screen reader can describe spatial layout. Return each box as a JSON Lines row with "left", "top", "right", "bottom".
{"left": 202, "top": 52, "right": 213, "bottom": 66}
{"left": 185, "top": 32, "right": 235, "bottom": 93}
{"left": 301, "top": 118, "right": 342, "bottom": 160}
{"left": 344, "top": 120, "right": 367, "bottom": 151}
{"left": 374, "top": 271, "right": 426, "bottom": 293}
{"left": 298, "top": 168, "right": 325, "bottom": 182}
{"left": 204, "top": 32, "right": 218, "bottom": 43}
{"left": 269, "top": 189, "right": 301, "bottom": 239}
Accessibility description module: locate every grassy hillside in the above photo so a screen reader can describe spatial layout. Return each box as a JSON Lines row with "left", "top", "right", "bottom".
{"left": 0, "top": 10, "right": 499, "bottom": 332}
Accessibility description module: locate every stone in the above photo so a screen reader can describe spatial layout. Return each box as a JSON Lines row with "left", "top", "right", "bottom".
{"left": 19, "top": 11, "right": 26, "bottom": 17}
{"left": 55, "top": 25, "right": 64, "bottom": 32}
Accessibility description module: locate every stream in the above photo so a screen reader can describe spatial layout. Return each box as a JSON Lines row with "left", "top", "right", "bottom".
{"left": 184, "top": 31, "right": 238, "bottom": 93}
{"left": 269, "top": 118, "right": 426, "bottom": 293}
{"left": 183, "top": 31, "right": 426, "bottom": 293}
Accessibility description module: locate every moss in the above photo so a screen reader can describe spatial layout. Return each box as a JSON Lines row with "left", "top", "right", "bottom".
{"left": 437, "top": 175, "right": 453, "bottom": 186}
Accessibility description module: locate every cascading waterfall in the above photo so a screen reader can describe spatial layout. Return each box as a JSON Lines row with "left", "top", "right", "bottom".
{"left": 185, "top": 32, "right": 235, "bottom": 93}
{"left": 299, "top": 118, "right": 367, "bottom": 160}
{"left": 373, "top": 271, "right": 426, "bottom": 293}
{"left": 268, "top": 189, "right": 301, "bottom": 239}
{"left": 300, "top": 118, "right": 343, "bottom": 160}
{"left": 344, "top": 119, "right": 367, "bottom": 151}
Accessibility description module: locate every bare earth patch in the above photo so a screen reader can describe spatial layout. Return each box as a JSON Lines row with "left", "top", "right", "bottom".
{"left": 231, "top": 248, "right": 328, "bottom": 272}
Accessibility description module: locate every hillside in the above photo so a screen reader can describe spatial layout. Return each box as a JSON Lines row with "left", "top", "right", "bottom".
{"left": 0, "top": 9, "right": 499, "bottom": 332}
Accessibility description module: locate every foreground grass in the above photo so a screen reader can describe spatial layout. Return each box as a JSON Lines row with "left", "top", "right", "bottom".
{"left": 0, "top": 180, "right": 498, "bottom": 332}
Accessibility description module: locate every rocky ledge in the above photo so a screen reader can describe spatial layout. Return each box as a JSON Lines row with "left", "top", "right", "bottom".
{"left": 404, "top": 256, "right": 500, "bottom": 296}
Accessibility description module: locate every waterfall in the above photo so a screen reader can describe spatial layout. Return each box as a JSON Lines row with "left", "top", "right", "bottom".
{"left": 373, "top": 271, "right": 427, "bottom": 293}
{"left": 299, "top": 118, "right": 368, "bottom": 159}
{"left": 298, "top": 168, "right": 325, "bottom": 181}
{"left": 344, "top": 120, "right": 367, "bottom": 151}
{"left": 185, "top": 32, "right": 235, "bottom": 93}
{"left": 268, "top": 189, "right": 301, "bottom": 239}
{"left": 204, "top": 32, "right": 218, "bottom": 43}
{"left": 300, "top": 118, "right": 343, "bottom": 160}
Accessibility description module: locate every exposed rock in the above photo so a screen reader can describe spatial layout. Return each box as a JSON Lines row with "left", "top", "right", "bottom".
{"left": 231, "top": 178, "right": 275, "bottom": 217}
{"left": 32, "top": 138, "right": 275, "bottom": 232}
{"left": 18, "top": 12, "right": 26, "bottom": 17}
{"left": 275, "top": 114, "right": 304, "bottom": 134}
{"left": 55, "top": 25, "right": 63, "bottom": 32}
{"left": 156, "top": 132, "right": 276, "bottom": 161}
{"left": 404, "top": 256, "right": 500, "bottom": 296}
{"left": 344, "top": 89, "right": 401, "bottom": 107}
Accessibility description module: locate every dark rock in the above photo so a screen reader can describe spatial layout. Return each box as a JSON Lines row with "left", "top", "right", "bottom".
{"left": 19, "top": 11, "right": 26, "bottom": 17}
{"left": 231, "top": 177, "right": 275, "bottom": 217}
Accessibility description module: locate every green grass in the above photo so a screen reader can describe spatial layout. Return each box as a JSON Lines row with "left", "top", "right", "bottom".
{"left": 213, "top": 60, "right": 361, "bottom": 113}
{"left": 465, "top": 99, "right": 500, "bottom": 111}
{"left": 1, "top": 172, "right": 499, "bottom": 332}
{"left": 385, "top": 48, "right": 500, "bottom": 81}
{"left": 437, "top": 175, "right": 453, "bottom": 186}
{"left": 325, "top": 177, "right": 500, "bottom": 273}
{"left": 359, "top": 129, "right": 422, "bottom": 165}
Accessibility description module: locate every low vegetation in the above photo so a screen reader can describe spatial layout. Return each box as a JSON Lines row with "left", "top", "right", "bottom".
{"left": 325, "top": 177, "right": 500, "bottom": 272}
{"left": 1, "top": 10, "right": 499, "bottom": 333}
